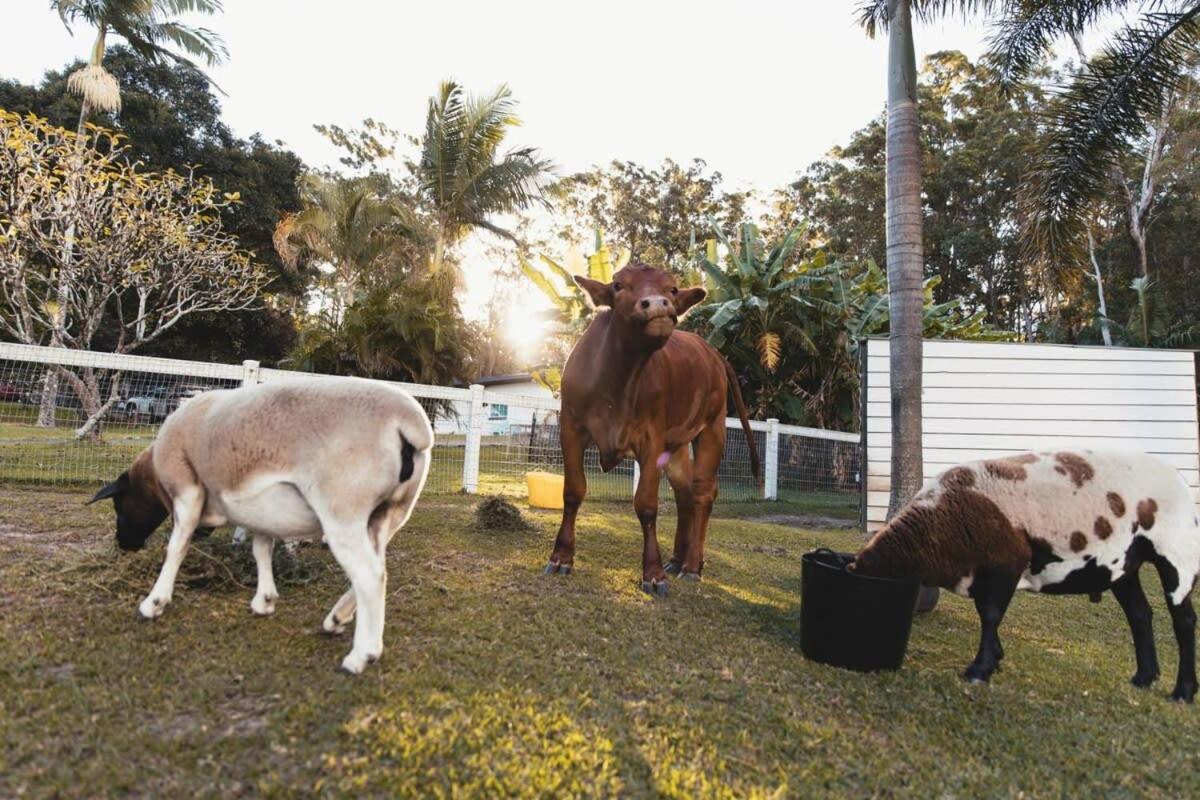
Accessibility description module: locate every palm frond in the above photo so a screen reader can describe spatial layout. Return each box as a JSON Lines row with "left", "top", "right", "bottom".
{"left": 1021, "top": 6, "right": 1200, "bottom": 255}
{"left": 986, "top": 0, "right": 1130, "bottom": 88}
{"left": 858, "top": 0, "right": 1001, "bottom": 38}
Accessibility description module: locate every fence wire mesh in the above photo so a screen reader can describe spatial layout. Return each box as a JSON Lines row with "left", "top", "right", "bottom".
{"left": 778, "top": 431, "right": 862, "bottom": 517}
{"left": 0, "top": 344, "right": 863, "bottom": 521}
{"left": 0, "top": 352, "right": 241, "bottom": 485}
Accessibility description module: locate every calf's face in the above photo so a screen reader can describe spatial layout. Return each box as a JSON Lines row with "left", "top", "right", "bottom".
{"left": 89, "top": 453, "right": 169, "bottom": 551}
{"left": 575, "top": 263, "right": 706, "bottom": 346}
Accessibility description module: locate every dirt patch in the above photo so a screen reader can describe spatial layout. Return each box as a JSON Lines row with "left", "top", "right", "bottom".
{"left": 748, "top": 513, "right": 857, "bottom": 531}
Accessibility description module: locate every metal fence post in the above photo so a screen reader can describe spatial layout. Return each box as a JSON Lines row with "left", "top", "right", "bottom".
{"left": 462, "top": 383, "right": 485, "bottom": 493}
{"left": 765, "top": 418, "right": 780, "bottom": 500}
{"left": 240, "top": 359, "right": 261, "bottom": 387}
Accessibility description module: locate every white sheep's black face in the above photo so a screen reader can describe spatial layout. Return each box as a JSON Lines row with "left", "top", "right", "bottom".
{"left": 89, "top": 472, "right": 169, "bottom": 551}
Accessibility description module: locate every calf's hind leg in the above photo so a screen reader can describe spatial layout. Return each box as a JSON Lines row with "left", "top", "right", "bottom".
{"left": 1111, "top": 570, "right": 1160, "bottom": 687}
{"left": 964, "top": 566, "right": 1021, "bottom": 684}
{"left": 663, "top": 446, "right": 694, "bottom": 576}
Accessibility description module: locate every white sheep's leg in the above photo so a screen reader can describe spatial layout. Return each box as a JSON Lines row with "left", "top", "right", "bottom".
{"left": 250, "top": 533, "right": 278, "bottom": 616}
{"left": 324, "top": 523, "right": 386, "bottom": 674}
{"left": 231, "top": 526, "right": 250, "bottom": 545}
{"left": 322, "top": 494, "right": 414, "bottom": 636}
{"left": 139, "top": 490, "right": 203, "bottom": 620}
{"left": 322, "top": 589, "right": 356, "bottom": 635}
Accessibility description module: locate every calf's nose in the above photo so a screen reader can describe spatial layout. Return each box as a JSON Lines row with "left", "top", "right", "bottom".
{"left": 639, "top": 296, "right": 670, "bottom": 311}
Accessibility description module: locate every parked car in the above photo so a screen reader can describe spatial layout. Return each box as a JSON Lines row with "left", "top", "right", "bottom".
{"left": 122, "top": 384, "right": 207, "bottom": 422}
{"left": 0, "top": 381, "right": 21, "bottom": 403}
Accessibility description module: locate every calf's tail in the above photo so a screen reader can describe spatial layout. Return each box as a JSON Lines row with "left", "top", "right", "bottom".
{"left": 725, "top": 360, "right": 762, "bottom": 492}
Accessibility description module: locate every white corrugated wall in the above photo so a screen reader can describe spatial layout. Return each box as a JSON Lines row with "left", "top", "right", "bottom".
{"left": 863, "top": 338, "right": 1200, "bottom": 531}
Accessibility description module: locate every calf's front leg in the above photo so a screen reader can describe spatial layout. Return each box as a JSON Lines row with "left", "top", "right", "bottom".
{"left": 635, "top": 451, "right": 668, "bottom": 597}
{"left": 139, "top": 489, "right": 203, "bottom": 620}
{"left": 546, "top": 415, "right": 588, "bottom": 575}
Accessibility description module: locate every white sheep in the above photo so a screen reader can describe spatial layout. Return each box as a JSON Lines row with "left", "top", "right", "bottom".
{"left": 89, "top": 376, "right": 433, "bottom": 674}
{"left": 854, "top": 450, "right": 1200, "bottom": 702}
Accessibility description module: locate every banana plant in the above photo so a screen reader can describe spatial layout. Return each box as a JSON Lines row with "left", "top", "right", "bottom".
{"left": 519, "top": 229, "right": 631, "bottom": 336}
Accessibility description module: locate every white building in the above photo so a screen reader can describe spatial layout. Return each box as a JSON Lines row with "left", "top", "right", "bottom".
{"left": 432, "top": 373, "right": 557, "bottom": 438}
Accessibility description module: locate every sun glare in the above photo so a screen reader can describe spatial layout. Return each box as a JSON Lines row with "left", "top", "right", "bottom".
{"left": 504, "top": 311, "right": 548, "bottom": 360}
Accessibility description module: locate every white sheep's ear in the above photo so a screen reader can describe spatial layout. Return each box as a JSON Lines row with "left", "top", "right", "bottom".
{"left": 88, "top": 474, "right": 126, "bottom": 504}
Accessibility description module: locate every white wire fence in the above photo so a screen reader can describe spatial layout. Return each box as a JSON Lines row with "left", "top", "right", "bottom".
{"left": 0, "top": 343, "right": 862, "bottom": 515}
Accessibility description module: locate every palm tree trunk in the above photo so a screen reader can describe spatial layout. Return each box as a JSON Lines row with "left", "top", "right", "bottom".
{"left": 885, "top": 0, "right": 923, "bottom": 513}
{"left": 885, "top": 0, "right": 936, "bottom": 611}
{"left": 39, "top": 29, "right": 105, "bottom": 428}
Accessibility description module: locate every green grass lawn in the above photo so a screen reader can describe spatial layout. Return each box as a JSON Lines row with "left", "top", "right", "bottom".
{"left": 2, "top": 488, "right": 1198, "bottom": 798}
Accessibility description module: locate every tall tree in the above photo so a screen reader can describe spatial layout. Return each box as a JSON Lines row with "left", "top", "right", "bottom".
{"left": 416, "top": 81, "right": 553, "bottom": 271}
{"left": 551, "top": 159, "right": 751, "bottom": 274}
{"left": 38, "top": 0, "right": 227, "bottom": 426}
{"left": 861, "top": 0, "right": 926, "bottom": 522}
{"left": 0, "top": 47, "right": 308, "bottom": 363}
{"left": 0, "top": 112, "right": 265, "bottom": 438}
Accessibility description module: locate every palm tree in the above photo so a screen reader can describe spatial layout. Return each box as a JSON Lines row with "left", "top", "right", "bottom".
{"left": 53, "top": 0, "right": 227, "bottom": 136}
{"left": 858, "top": 1, "right": 927, "bottom": 525}
{"left": 38, "top": 0, "right": 227, "bottom": 426}
{"left": 416, "top": 81, "right": 554, "bottom": 272}
{"left": 273, "top": 174, "right": 429, "bottom": 320}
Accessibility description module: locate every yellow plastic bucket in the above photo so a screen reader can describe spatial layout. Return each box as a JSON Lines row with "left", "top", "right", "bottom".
{"left": 526, "top": 471, "right": 565, "bottom": 510}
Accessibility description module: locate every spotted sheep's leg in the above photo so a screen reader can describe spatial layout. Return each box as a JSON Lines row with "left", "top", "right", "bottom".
{"left": 1151, "top": 555, "right": 1198, "bottom": 702}
{"left": 545, "top": 411, "right": 588, "bottom": 576}
{"left": 964, "top": 566, "right": 1022, "bottom": 684}
{"left": 1110, "top": 570, "right": 1160, "bottom": 688}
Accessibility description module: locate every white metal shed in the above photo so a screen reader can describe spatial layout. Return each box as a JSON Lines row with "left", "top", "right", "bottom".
{"left": 862, "top": 338, "right": 1200, "bottom": 531}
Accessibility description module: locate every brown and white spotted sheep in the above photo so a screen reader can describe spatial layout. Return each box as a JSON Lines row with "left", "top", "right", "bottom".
{"left": 854, "top": 450, "right": 1200, "bottom": 702}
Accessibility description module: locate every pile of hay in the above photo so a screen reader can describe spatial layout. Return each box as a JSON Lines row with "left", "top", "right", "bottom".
{"left": 474, "top": 496, "right": 532, "bottom": 533}
{"left": 48, "top": 532, "right": 334, "bottom": 600}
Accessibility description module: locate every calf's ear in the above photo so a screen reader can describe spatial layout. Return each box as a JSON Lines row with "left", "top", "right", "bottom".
{"left": 674, "top": 286, "right": 706, "bottom": 315}
{"left": 574, "top": 276, "right": 614, "bottom": 308}
{"left": 87, "top": 472, "right": 128, "bottom": 504}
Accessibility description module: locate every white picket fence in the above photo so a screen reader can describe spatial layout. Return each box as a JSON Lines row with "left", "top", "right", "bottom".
{"left": 0, "top": 343, "right": 862, "bottom": 509}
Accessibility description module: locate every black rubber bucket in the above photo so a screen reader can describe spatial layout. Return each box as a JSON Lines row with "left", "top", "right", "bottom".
{"left": 800, "top": 549, "right": 920, "bottom": 672}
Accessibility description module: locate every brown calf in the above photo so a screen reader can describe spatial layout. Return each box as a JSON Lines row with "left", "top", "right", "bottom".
{"left": 543, "top": 262, "right": 761, "bottom": 596}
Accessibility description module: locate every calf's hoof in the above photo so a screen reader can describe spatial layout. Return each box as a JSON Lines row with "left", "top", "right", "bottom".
{"left": 1131, "top": 669, "right": 1160, "bottom": 689}
{"left": 679, "top": 572, "right": 702, "bottom": 582}
{"left": 640, "top": 579, "right": 668, "bottom": 598}
{"left": 250, "top": 593, "right": 277, "bottom": 616}
{"left": 543, "top": 561, "right": 572, "bottom": 576}
{"left": 663, "top": 561, "right": 682, "bottom": 575}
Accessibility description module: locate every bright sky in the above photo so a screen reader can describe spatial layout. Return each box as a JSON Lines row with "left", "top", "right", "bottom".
{"left": 1, "top": 2, "right": 1041, "bottom": 356}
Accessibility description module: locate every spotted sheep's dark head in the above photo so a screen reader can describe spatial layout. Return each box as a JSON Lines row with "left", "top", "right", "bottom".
{"left": 88, "top": 449, "right": 169, "bottom": 551}
{"left": 575, "top": 263, "right": 706, "bottom": 351}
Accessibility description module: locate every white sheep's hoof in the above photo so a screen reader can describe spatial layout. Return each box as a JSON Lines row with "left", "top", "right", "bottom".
{"left": 250, "top": 593, "right": 277, "bottom": 616}
{"left": 138, "top": 595, "right": 168, "bottom": 620}
{"left": 338, "top": 650, "right": 378, "bottom": 675}
{"left": 322, "top": 612, "right": 347, "bottom": 636}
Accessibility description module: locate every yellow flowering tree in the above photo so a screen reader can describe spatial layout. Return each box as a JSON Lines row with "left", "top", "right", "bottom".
{"left": 0, "top": 110, "right": 267, "bottom": 437}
